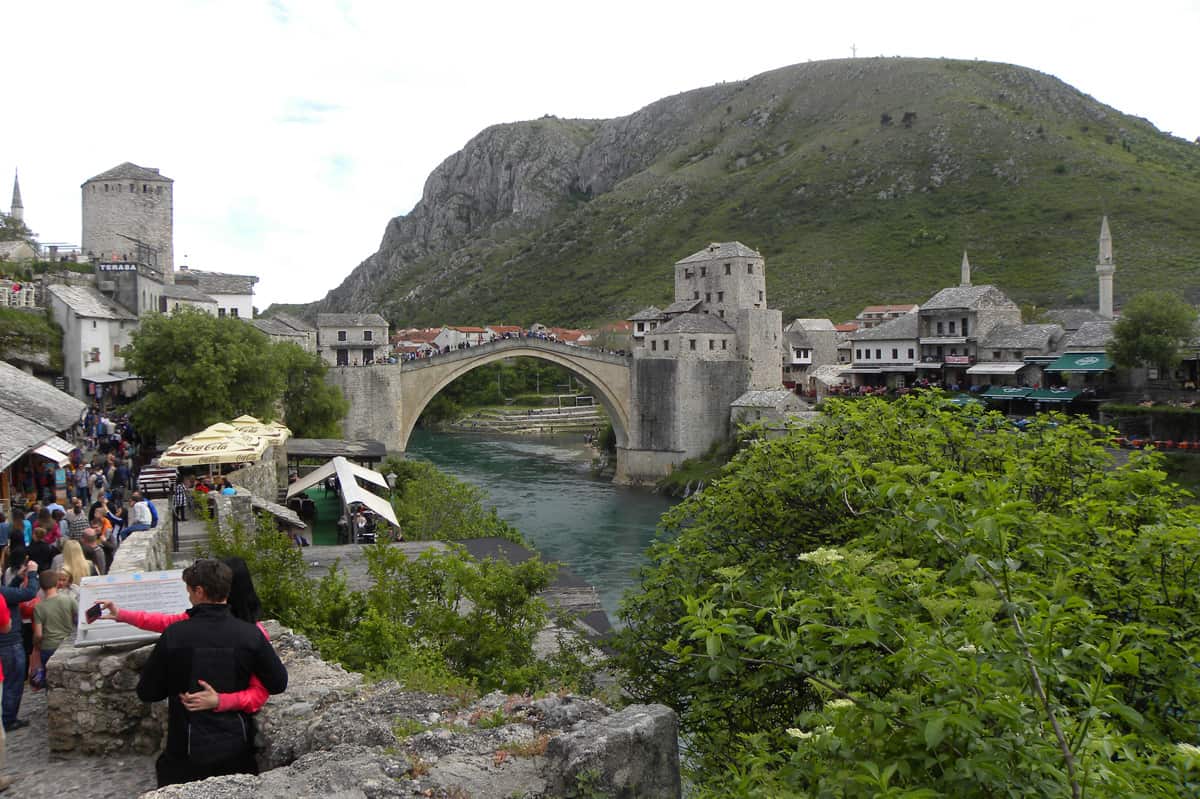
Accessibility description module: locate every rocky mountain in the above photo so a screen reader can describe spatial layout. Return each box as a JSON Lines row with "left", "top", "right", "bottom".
{"left": 298, "top": 58, "right": 1200, "bottom": 326}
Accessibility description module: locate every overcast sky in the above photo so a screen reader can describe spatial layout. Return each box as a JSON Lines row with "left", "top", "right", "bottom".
{"left": 6, "top": 0, "right": 1198, "bottom": 308}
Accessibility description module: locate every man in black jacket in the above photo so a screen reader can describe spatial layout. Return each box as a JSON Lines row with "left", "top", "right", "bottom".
{"left": 136, "top": 559, "right": 288, "bottom": 787}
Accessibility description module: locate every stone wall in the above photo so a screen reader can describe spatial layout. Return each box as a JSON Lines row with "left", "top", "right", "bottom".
{"left": 326, "top": 365, "right": 405, "bottom": 449}
{"left": 226, "top": 445, "right": 282, "bottom": 501}
{"left": 47, "top": 500, "right": 173, "bottom": 754}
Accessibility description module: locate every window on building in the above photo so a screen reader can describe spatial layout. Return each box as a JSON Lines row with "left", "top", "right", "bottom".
{"left": 718, "top": 310, "right": 725, "bottom": 319}
{"left": 92, "top": 320, "right": 96, "bottom": 329}
{"left": 717, "top": 291, "right": 724, "bottom": 302}
{"left": 636, "top": 322, "right": 644, "bottom": 333}
{"left": 758, "top": 290, "right": 764, "bottom": 302}
{"left": 664, "top": 340, "right": 670, "bottom": 352}
{"left": 156, "top": 186, "right": 162, "bottom": 195}
{"left": 364, "top": 330, "right": 373, "bottom": 341}
{"left": 230, "top": 307, "right": 239, "bottom": 318}
{"left": 993, "top": 350, "right": 1002, "bottom": 360}
{"left": 724, "top": 263, "right": 731, "bottom": 275}
{"left": 693, "top": 291, "right": 700, "bottom": 300}
{"left": 950, "top": 348, "right": 957, "bottom": 356}
{"left": 218, "top": 308, "right": 226, "bottom": 318}
{"left": 129, "top": 183, "right": 135, "bottom": 192}
{"left": 907, "top": 348, "right": 914, "bottom": 359}
{"left": 856, "top": 349, "right": 862, "bottom": 359}
{"left": 936, "top": 321, "right": 944, "bottom": 335}
{"left": 892, "top": 348, "right": 898, "bottom": 359}
{"left": 721, "top": 339, "right": 727, "bottom": 350}
{"left": 875, "top": 349, "right": 882, "bottom": 359}
{"left": 747, "top": 264, "right": 754, "bottom": 274}
{"left": 700, "top": 266, "right": 707, "bottom": 277}
{"left": 651, "top": 340, "right": 657, "bottom": 351}
{"left": 337, "top": 330, "right": 347, "bottom": 341}
{"left": 936, "top": 345, "right": 944, "bottom": 357}
{"left": 689, "top": 339, "right": 696, "bottom": 350}
{"left": 1013, "top": 350, "right": 1023, "bottom": 359}
{"left": 709, "top": 339, "right": 715, "bottom": 350}
{"left": 962, "top": 318, "right": 969, "bottom": 336}
{"left": 948, "top": 320, "right": 956, "bottom": 334}
{"left": 705, "top": 293, "right": 711, "bottom": 302}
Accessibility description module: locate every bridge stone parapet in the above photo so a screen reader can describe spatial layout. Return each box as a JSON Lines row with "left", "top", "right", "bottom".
{"left": 402, "top": 336, "right": 633, "bottom": 371}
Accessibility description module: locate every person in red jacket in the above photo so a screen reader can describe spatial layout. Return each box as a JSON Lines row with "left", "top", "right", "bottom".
{"left": 94, "top": 557, "right": 271, "bottom": 714}
{"left": 0, "top": 582, "right": 12, "bottom": 791}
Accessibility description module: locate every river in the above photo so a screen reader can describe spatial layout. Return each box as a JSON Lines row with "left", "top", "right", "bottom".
{"left": 405, "top": 429, "right": 677, "bottom": 623}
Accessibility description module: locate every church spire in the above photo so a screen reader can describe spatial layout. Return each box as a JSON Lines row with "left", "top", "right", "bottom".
{"left": 1096, "top": 216, "right": 1115, "bottom": 319}
{"left": 10, "top": 170, "right": 23, "bottom": 222}
{"left": 960, "top": 250, "right": 971, "bottom": 287}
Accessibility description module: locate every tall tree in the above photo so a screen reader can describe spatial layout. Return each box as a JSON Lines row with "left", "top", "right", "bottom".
{"left": 1108, "top": 290, "right": 1199, "bottom": 372}
{"left": 275, "top": 342, "right": 349, "bottom": 438}
{"left": 124, "top": 308, "right": 284, "bottom": 437}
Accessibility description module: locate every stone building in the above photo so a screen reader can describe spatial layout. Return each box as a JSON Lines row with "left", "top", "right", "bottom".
{"left": 848, "top": 312, "right": 919, "bottom": 388}
{"left": 174, "top": 267, "right": 258, "bottom": 318}
{"left": 46, "top": 284, "right": 139, "bottom": 400}
{"left": 856, "top": 303, "right": 918, "bottom": 329}
{"left": 82, "top": 163, "right": 174, "bottom": 281}
{"left": 317, "top": 313, "right": 389, "bottom": 366}
{"left": 624, "top": 242, "right": 785, "bottom": 479}
{"left": 782, "top": 318, "right": 839, "bottom": 387}
{"left": 160, "top": 282, "right": 218, "bottom": 316}
{"left": 968, "top": 323, "right": 1064, "bottom": 388}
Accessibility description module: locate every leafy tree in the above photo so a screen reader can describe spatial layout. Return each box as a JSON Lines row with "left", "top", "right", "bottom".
{"left": 124, "top": 307, "right": 347, "bottom": 439}
{"left": 275, "top": 342, "right": 349, "bottom": 437}
{"left": 382, "top": 456, "right": 524, "bottom": 544}
{"left": 614, "top": 393, "right": 1200, "bottom": 797}
{"left": 0, "top": 211, "right": 35, "bottom": 244}
{"left": 1109, "top": 290, "right": 1199, "bottom": 372}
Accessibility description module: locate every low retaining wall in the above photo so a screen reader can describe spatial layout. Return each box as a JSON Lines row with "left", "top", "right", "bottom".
{"left": 47, "top": 500, "right": 173, "bottom": 754}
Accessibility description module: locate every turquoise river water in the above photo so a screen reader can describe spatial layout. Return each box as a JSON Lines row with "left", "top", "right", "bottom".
{"left": 405, "top": 429, "right": 677, "bottom": 623}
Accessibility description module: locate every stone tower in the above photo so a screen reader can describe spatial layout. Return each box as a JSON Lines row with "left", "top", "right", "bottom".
{"left": 82, "top": 162, "right": 174, "bottom": 282}
{"left": 1096, "top": 216, "right": 1115, "bottom": 319}
{"left": 10, "top": 170, "right": 23, "bottom": 222}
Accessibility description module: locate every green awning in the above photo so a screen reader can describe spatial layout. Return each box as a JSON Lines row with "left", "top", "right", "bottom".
{"left": 1045, "top": 353, "right": 1112, "bottom": 372}
{"left": 1027, "top": 388, "right": 1080, "bottom": 403}
{"left": 982, "top": 386, "right": 1032, "bottom": 399}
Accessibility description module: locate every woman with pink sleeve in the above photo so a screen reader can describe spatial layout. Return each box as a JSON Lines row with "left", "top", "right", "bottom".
{"left": 95, "top": 557, "right": 270, "bottom": 713}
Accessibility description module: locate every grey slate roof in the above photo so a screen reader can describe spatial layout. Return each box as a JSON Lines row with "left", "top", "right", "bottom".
{"left": 850, "top": 312, "right": 919, "bottom": 341}
{"left": 628, "top": 306, "right": 666, "bottom": 322}
{"left": 1064, "top": 320, "right": 1115, "bottom": 350}
{"left": 731, "top": 389, "right": 801, "bottom": 409}
{"left": 662, "top": 298, "right": 702, "bottom": 315}
{"left": 47, "top": 284, "right": 137, "bottom": 320}
{"left": 0, "top": 360, "right": 86, "bottom": 433}
{"left": 676, "top": 241, "right": 762, "bottom": 264}
{"left": 175, "top": 269, "right": 259, "bottom": 295}
{"left": 1043, "top": 307, "right": 1103, "bottom": 333}
{"left": 316, "top": 313, "right": 388, "bottom": 328}
{"left": 785, "top": 318, "right": 836, "bottom": 333}
{"left": 653, "top": 312, "right": 736, "bottom": 335}
{"left": 250, "top": 318, "right": 307, "bottom": 338}
{"left": 921, "top": 284, "right": 1017, "bottom": 311}
{"left": 84, "top": 162, "right": 172, "bottom": 184}
{"left": 270, "top": 312, "right": 315, "bottom": 332}
{"left": 980, "top": 323, "right": 1063, "bottom": 350}
{"left": 160, "top": 283, "right": 216, "bottom": 303}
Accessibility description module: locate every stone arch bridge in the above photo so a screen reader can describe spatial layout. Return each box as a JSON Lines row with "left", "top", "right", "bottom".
{"left": 326, "top": 338, "right": 638, "bottom": 479}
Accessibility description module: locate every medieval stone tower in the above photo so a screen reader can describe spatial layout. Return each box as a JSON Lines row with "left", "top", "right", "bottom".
{"left": 82, "top": 162, "right": 174, "bottom": 282}
{"left": 623, "top": 242, "right": 783, "bottom": 478}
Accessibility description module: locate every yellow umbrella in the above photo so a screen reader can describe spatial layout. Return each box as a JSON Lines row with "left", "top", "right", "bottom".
{"left": 230, "top": 415, "right": 291, "bottom": 445}
{"left": 159, "top": 422, "right": 269, "bottom": 467}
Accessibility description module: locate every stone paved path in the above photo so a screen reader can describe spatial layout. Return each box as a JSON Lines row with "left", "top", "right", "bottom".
{"left": 4, "top": 687, "right": 158, "bottom": 798}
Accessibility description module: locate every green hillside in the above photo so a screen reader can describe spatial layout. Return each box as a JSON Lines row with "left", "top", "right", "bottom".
{"left": 306, "top": 58, "right": 1200, "bottom": 327}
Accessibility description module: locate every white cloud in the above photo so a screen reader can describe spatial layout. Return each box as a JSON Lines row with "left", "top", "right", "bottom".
{"left": 5, "top": 0, "right": 1198, "bottom": 307}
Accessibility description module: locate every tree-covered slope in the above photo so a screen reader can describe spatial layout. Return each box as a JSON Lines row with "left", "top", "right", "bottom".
{"left": 302, "top": 58, "right": 1200, "bottom": 326}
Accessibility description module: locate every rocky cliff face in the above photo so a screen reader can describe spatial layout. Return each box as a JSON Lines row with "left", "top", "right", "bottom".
{"left": 301, "top": 58, "right": 1200, "bottom": 325}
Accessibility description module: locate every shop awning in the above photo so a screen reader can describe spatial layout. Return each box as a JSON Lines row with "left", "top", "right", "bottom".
{"left": 847, "top": 367, "right": 882, "bottom": 374}
{"left": 86, "top": 372, "right": 138, "bottom": 384}
{"left": 1027, "top": 388, "right": 1080, "bottom": 403}
{"left": 1045, "top": 353, "right": 1112, "bottom": 372}
{"left": 32, "top": 443, "right": 70, "bottom": 466}
{"left": 967, "top": 362, "right": 1027, "bottom": 375}
{"left": 915, "top": 362, "right": 944, "bottom": 369}
{"left": 982, "top": 386, "right": 1032, "bottom": 399}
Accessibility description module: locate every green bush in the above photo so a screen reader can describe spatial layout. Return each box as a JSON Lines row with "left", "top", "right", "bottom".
{"left": 383, "top": 457, "right": 525, "bottom": 544}
{"left": 616, "top": 393, "right": 1200, "bottom": 797}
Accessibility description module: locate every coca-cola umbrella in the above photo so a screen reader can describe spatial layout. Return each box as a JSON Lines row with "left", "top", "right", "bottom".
{"left": 158, "top": 423, "right": 268, "bottom": 467}
{"left": 229, "top": 415, "right": 291, "bottom": 446}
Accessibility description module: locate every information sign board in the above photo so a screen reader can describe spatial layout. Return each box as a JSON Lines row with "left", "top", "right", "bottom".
{"left": 75, "top": 570, "right": 191, "bottom": 648}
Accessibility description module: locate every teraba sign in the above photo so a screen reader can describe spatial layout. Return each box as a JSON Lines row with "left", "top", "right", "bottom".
{"left": 97, "top": 262, "right": 138, "bottom": 272}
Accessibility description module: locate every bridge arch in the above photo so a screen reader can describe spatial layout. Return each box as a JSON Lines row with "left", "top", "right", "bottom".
{"left": 395, "top": 340, "right": 632, "bottom": 456}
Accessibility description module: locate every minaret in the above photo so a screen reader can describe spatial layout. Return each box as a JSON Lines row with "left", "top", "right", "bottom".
{"left": 1096, "top": 216, "right": 1115, "bottom": 319}
{"left": 10, "top": 170, "right": 23, "bottom": 222}
{"left": 960, "top": 251, "right": 971, "bottom": 287}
